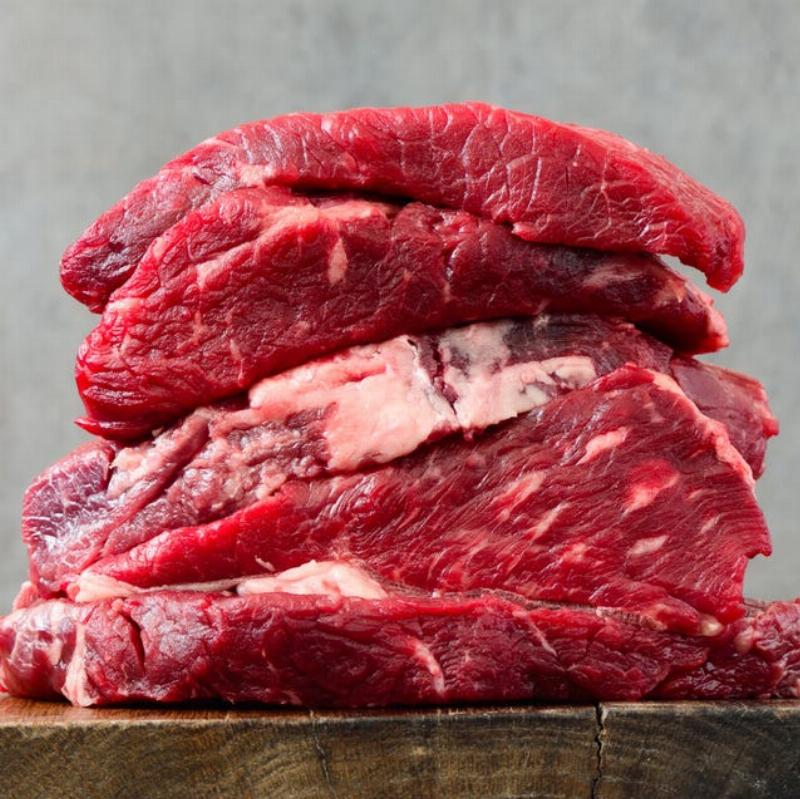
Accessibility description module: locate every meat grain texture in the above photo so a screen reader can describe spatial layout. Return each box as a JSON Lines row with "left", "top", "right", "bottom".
{"left": 2, "top": 103, "right": 796, "bottom": 708}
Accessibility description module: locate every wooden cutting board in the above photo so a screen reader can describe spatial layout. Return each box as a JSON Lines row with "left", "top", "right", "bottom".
{"left": 0, "top": 697, "right": 797, "bottom": 798}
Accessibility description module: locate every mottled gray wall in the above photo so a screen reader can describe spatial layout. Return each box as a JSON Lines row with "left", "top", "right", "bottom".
{"left": 1, "top": 0, "right": 798, "bottom": 608}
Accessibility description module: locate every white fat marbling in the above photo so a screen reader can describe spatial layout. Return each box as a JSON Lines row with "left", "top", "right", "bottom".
{"left": 237, "top": 560, "right": 388, "bottom": 600}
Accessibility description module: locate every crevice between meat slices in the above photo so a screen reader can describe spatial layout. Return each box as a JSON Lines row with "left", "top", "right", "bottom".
{"left": 67, "top": 364, "right": 770, "bottom": 636}
{"left": 2, "top": 571, "right": 798, "bottom": 707}
{"left": 74, "top": 186, "right": 729, "bottom": 439}
{"left": 25, "top": 317, "right": 775, "bottom": 603}
{"left": 71, "top": 559, "right": 392, "bottom": 605}
{"left": 60, "top": 102, "right": 745, "bottom": 313}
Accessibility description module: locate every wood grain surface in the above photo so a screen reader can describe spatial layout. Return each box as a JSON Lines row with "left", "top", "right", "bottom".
{"left": 0, "top": 697, "right": 797, "bottom": 798}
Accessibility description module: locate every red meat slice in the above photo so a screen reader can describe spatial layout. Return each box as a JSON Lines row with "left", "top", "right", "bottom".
{"left": 72, "top": 366, "right": 771, "bottom": 635}
{"left": 24, "top": 319, "right": 774, "bottom": 600}
{"left": 1, "top": 585, "right": 796, "bottom": 707}
{"left": 27, "top": 316, "right": 673, "bottom": 596}
{"left": 74, "top": 188, "right": 727, "bottom": 439}
{"left": 61, "top": 102, "right": 745, "bottom": 312}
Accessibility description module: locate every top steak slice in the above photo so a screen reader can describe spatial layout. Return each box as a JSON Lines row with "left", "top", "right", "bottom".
{"left": 75, "top": 187, "right": 727, "bottom": 440}
{"left": 61, "top": 102, "right": 745, "bottom": 311}
{"left": 72, "top": 366, "right": 771, "bottom": 635}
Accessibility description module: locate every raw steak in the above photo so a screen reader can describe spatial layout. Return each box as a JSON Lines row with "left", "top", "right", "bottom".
{"left": 24, "top": 318, "right": 774, "bottom": 599}
{"left": 74, "top": 188, "right": 727, "bottom": 439}
{"left": 26, "top": 316, "right": 671, "bottom": 596}
{"left": 61, "top": 103, "right": 745, "bottom": 311}
{"left": 2, "top": 572, "right": 797, "bottom": 707}
{"left": 70, "top": 366, "right": 770, "bottom": 635}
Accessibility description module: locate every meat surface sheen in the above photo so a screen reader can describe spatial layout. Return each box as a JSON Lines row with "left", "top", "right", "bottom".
{"left": 61, "top": 102, "right": 745, "bottom": 312}
{"left": 669, "top": 357, "right": 778, "bottom": 478}
{"left": 72, "top": 366, "right": 770, "bottom": 635}
{"left": 25, "top": 318, "right": 774, "bottom": 599}
{"left": 2, "top": 584, "right": 796, "bottom": 707}
{"left": 74, "top": 188, "right": 727, "bottom": 439}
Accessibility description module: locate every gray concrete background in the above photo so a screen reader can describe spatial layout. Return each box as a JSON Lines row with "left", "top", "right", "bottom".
{"left": 1, "top": 0, "right": 798, "bottom": 609}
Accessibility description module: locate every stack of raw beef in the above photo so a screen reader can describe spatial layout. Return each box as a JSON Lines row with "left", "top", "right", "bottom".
{"left": 2, "top": 103, "right": 798, "bottom": 707}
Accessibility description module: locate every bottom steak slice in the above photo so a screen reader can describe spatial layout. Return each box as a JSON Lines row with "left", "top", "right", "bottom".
{"left": 75, "top": 366, "right": 770, "bottom": 635}
{"left": 1, "top": 570, "right": 798, "bottom": 707}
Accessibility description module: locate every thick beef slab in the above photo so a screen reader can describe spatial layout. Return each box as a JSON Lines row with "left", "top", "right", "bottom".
{"left": 72, "top": 366, "right": 770, "bottom": 635}
{"left": 24, "top": 319, "right": 775, "bottom": 599}
{"left": 1, "top": 585, "right": 797, "bottom": 707}
{"left": 75, "top": 189, "right": 727, "bottom": 439}
{"left": 5, "top": 102, "right": 791, "bottom": 709}
{"left": 61, "top": 102, "right": 744, "bottom": 311}
{"left": 27, "top": 316, "right": 672, "bottom": 595}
